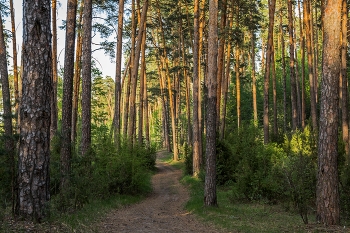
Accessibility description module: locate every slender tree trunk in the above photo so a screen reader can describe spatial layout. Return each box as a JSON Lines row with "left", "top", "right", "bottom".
{"left": 251, "top": 32, "right": 258, "bottom": 125}
{"left": 138, "top": 23, "right": 147, "bottom": 146}
{"left": 128, "top": 0, "right": 148, "bottom": 141}
{"left": 235, "top": 47, "right": 241, "bottom": 129}
{"left": 9, "top": 0, "right": 19, "bottom": 131}
{"left": 316, "top": 0, "right": 342, "bottom": 225}
{"left": 204, "top": 0, "right": 218, "bottom": 207}
{"left": 51, "top": 0, "right": 58, "bottom": 139}
{"left": 216, "top": 0, "right": 227, "bottom": 131}
{"left": 287, "top": 0, "right": 298, "bottom": 130}
{"left": 341, "top": 0, "right": 349, "bottom": 160}
{"left": 114, "top": 0, "right": 125, "bottom": 146}
{"left": 193, "top": 0, "right": 201, "bottom": 176}
{"left": 298, "top": 0, "right": 306, "bottom": 129}
{"left": 280, "top": 12, "right": 287, "bottom": 133}
{"left": 81, "top": 0, "right": 92, "bottom": 156}
{"left": 123, "top": 0, "right": 136, "bottom": 136}
{"left": 220, "top": 13, "right": 233, "bottom": 139}
{"left": 60, "top": 0, "right": 77, "bottom": 191}
{"left": 143, "top": 67, "right": 150, "bottom": 146}
{"left": 0, "top": 12, "right": 15, "bottom": 215}
{"left": 71, "top": 4, "right": 83, "bottom": 143}
{"left": 17, "top": 0, "right": 52, "bottom": 221}
{"left": 304, "top": 0, "right": 318, "bottom": 131}
{"left": 272, "top": 42, "right": 277, "bottom": 138}
{"left": 264, "top": 0, "right": 276, "bottom": 144}
{"left": 156, "top": 0, "right": 178, "bottom": 160}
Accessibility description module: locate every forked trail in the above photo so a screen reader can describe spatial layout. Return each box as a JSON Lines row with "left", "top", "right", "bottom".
{"left": 96, "top": 150, "right": 221, "bottom": 233}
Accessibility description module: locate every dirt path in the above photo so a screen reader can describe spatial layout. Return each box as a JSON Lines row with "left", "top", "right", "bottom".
{"left": 96, "top": 150, "right": 221, "bottom": 233}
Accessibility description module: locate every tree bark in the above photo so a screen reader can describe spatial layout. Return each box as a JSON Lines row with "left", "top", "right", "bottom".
{"left": 263, "top": 0, "right": 276, "bottom": 144}
{"left": 204, "top": 0, "right": 218, "bottom": 207}
{"left": 316, "top": 0, "right": 342, "bottom": 225}
{"left": 128, "top": 0, "right": 148, "bottom": 142}
{"left": 9, "top": 0, "right": 19, "bottom": 131}
{"left": 17, "top": 0, "right": 52, "bottom": 221}
{"left": 304, "top": 0, "right": 318, "bottom": 131}
{"left": 81, "top": 0, "right": 92, "bottom": 156}
{"left": 51, "top": 0, "right": 58, "bottom": 139}
{"left": 114, "top": 0, "right": 125, "bottom": 147}
{"left": 60, "top": 0, "right": 77, "bottom": 191}
{"left": 341, "top": 0, "right": 349, "bottom": 160}
{"left": 71, "top": 3, "right": 83, "bottom": 143}
{"left": 287, "top": 0, "right": 298, "bottom": 130}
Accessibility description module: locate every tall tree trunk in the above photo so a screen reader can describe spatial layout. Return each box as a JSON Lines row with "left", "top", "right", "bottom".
{"left": 17, "top": 0, "right": 52, "bottom": 221}
{"left": 51, "top": 0, "right": 58, "bottom": 139}
{"left": 251, "top": 32, "right": 258, "bottom": 125}
{"left": 60, "top": 0, "right": 77, "bottom": 191}
{"left": 143, "top": 67, "right": 150, "bottom": 146}
{"left": 298, "top": 0, "right": 306, "bottom": 129}
{"left": 204, "top": 0, "right": 218, "bottom": 207}
{"left": 156, "top": 0, "right": 178, "bottom": 160}
{"left": 235, "top": 47, "right": 241, "bottom": 129}
{"left": 128, "top": 0, "right": 148, "bottom": 142}
{"left": 264, "top": 0, "right": 276, "bottom": 144}
{"left": 280, "top": 12, "right": 287, "bottom": 133}
{"left": 316, "top": 0, "right": 342, "bottom": 225}
{"left": 113, "top": 0, "right": 125, "bottom": 146}
{"left": 271, "top": 42, "right": 277, "bottom": 138}
{"left": 123, "top": 0, "right": 136, "bottom": 136}
{"left": 287, "top": 0, "right": 298, "bottom": 130}
{"left": 9, "top": 0, "right": 19, "bottom": 131}
{"left": 0, "top": 12, "right": 15, "bottom": 215}
{"left": 216, "top": 0, "right": 227, "bottom": 131}
{"left": 71, "top": 3, "right": 83, "bottom": 143}
{"left": 304, "top": 0, "right": 318, "bottom": 131}
{"left": 138, "top": 24, "right": 146, "bottom": 146}
{"left": 81, "top": 0, "right": 92, "bottom": 156}
{"left": 220, "top": 13, "right": 233, "bottom": 139}
{"left": 193, "top": 0, "right": 201, "bottom": 176}
{"left": 341, "top": 0, "right": 349, "bottom": 160}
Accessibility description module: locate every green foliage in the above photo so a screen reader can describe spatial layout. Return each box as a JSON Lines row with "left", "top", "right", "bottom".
{"left": 49, "top": 125, "right": 156, "bottom": 213}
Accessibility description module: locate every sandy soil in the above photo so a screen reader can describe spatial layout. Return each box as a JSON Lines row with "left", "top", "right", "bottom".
{"left": 95, "top": 150, "right": 221, "bottom": 233}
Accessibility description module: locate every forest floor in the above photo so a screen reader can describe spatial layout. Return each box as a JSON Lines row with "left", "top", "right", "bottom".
{"left": 94, "top": 150, "right": 223, "bottom": 233}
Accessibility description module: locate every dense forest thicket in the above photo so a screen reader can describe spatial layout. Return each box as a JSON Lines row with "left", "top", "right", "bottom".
{"left": 0, "top": 0, "right": 348, "bottom": 227}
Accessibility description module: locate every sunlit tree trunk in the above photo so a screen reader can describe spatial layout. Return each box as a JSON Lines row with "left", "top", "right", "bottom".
{"left": 81, "top": 0, "right": 92, "bottom": 156}
{"left": 138, "top": 23, "right": 147, "bottom": 146}
{"left": 235, "top": 47, "right": 241, "bottom": 129}
{"left": 129, "top": 0, "right": 148, "bottom": 142}
{"left": 17, "top": 0, "right": 52, "bottom": 221}
{"left": 216, "top": 0, "right": 227, "bottom": 131}
{"left": 316, "top": 0, "right": 342, "bottom": 225}
{"left": 193, "top": 0, "right": 201, "bottom": 176}
{"left": 71, "top": 3, "right": 83, "bottom": 143}
{"left": 287, "top": 0, "right": 298, "bottom": 130}
{"left": 298, "top": 0, "right": 306, "bottom": 129}
{"left": 60, "top": 0, "right": 77, "bottom": 191}
{"left": 123, "top": 0, "right": 136, "bottom": 136}
{"left": 114, "top": 0, "right": 124, "bottom": 146}
{"left": 10, "top": 0, "right": 19, "bottom": 131}
{"left": 251, "top": 32, "right": 258, "bottom": 125}
{"left": 156, "top": 0, "right": 178, "bottom": 160}
{"left": 271, "top": 42, "right": 277, "bottom": 138}
{"left": 204, "top": 0, "right": 218, "bottom": 207}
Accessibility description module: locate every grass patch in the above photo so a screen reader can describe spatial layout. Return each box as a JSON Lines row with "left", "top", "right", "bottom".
{"left": 182, "top": 174, "right": 347, "bottom": 233}
{"left": 0, "top": 194, "right": 144, "bottom": 232}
